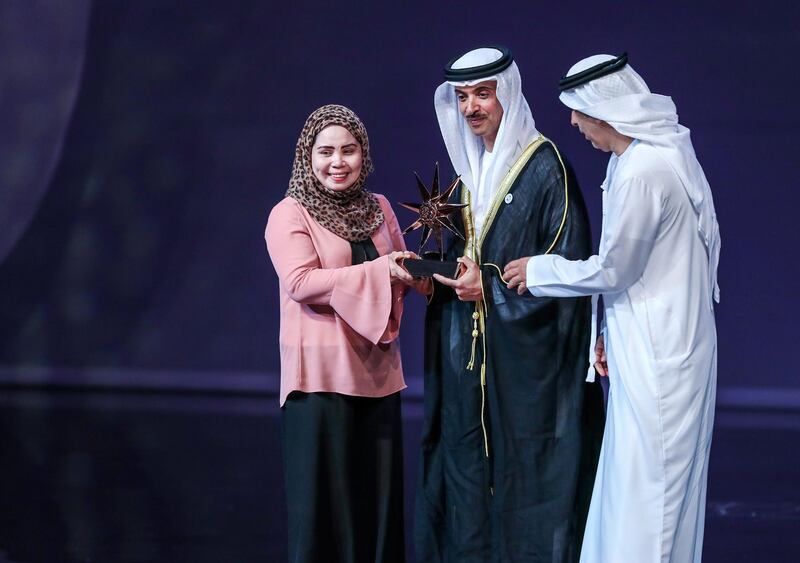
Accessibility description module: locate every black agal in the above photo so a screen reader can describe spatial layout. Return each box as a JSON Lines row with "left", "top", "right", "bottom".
{"left": 444, "top": 45, "right": 513, "bottom": 82}
{"left": 559, "top": 53, "right": 629, "bottom": 91}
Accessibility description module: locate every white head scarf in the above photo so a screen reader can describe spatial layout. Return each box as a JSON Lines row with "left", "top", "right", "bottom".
{"left": 434, "top": 48, "right": 540, "bottom": 234}
{"left": 560, "top": 55, "right": 721, "bottom": 304}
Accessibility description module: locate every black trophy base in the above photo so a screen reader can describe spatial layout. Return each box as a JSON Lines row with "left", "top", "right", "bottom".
{"left": 404, "top": 253, "right": 460, "bottom": 279}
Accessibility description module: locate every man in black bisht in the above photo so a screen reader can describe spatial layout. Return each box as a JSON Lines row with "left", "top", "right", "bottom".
{"left": 415, "top": 45, "right": 605, "bottom": 562}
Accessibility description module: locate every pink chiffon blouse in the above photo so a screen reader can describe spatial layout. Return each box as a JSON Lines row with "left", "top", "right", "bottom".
{"left": 265, "top": 194, "right": 407, "bottom": 406}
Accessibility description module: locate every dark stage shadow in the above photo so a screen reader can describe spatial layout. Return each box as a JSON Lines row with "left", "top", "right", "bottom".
{"left": 0, "top": 388, "right": 798, "bottom": 562}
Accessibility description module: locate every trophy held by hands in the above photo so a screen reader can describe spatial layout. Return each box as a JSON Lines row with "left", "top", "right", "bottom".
{"left": 399, "top": 163, "right": 467, "bottom": 278}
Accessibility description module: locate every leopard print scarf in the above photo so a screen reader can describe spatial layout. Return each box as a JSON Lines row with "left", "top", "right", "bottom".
{"left": 286, "top": 104, "right": 384, "bottom": 242}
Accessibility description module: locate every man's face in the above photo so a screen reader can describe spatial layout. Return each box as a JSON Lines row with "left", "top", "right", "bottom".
{"left": 455, "top": 81, "right": 504, "bottom": 147}
{"left": 570, "top": 110, "right": 614, "bottom": 152}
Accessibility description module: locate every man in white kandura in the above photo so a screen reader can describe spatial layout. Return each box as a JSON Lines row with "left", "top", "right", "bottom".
{"left": 504, "top": 53, "right": 721, "bottom": 563}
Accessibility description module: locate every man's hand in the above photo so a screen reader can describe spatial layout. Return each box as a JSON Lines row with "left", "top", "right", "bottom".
{"left": 594, "top": 334, "right": 608, "bottom": 377}
{"left": 433, "top": 256, "right": 483, "bottom": 301}
{"left": 503, "top": 256, "right": 531, "bottom": 295}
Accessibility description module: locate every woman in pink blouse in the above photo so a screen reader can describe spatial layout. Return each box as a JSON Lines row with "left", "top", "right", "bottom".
{"left": 266, "top": 105, "right": 426, "bottom": 563}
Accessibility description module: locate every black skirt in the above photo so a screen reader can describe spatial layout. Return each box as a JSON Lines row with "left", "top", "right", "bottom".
{"left": 282, "top": 391, "right": 405, "bottom": 563}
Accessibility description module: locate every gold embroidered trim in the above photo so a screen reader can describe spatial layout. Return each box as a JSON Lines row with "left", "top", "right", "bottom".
{"left": 458, "top": 135, "right": 572, "bottom": 464}
{"left": 461, "top": 135, "right": 570, "bottom": 258}
{"left": 462, "top": 135, "right": 546, "bottom": 255}
{"left": 542, "top": 140, "right": 570, "bottom": 255}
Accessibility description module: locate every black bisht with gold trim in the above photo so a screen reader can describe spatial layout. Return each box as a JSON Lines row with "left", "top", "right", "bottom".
{"left": 415, "top": 138, "right": 605, "bottom": 562}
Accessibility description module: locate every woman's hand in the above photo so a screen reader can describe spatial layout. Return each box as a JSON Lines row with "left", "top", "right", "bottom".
{"left": 400, "top": 252, "right": 433, "bottom": 295}
{"left": 388, "top": 251, "right": 414, "bottom": 285}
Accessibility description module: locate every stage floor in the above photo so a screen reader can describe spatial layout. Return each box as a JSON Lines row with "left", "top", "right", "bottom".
{"left": 0, "top": 389, "right": 797, "bottom": 562}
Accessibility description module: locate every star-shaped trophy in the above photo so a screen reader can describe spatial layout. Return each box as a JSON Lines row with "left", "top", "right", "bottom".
{"left": 399, "top": 163, "right": 467, "bottom": 278}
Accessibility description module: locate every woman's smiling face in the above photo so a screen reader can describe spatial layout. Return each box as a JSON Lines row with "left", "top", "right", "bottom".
{"left": 311, "top": 125, "right": 363, "bottom": 191}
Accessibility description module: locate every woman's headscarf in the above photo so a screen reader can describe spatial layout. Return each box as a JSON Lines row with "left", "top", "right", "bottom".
{"left": 286, "top": 104, "right": 384, "bottom": 242}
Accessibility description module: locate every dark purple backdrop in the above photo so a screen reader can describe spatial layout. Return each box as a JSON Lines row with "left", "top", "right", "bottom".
{"left": 0, "top": 1, "right": 798, "bottom": 403}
